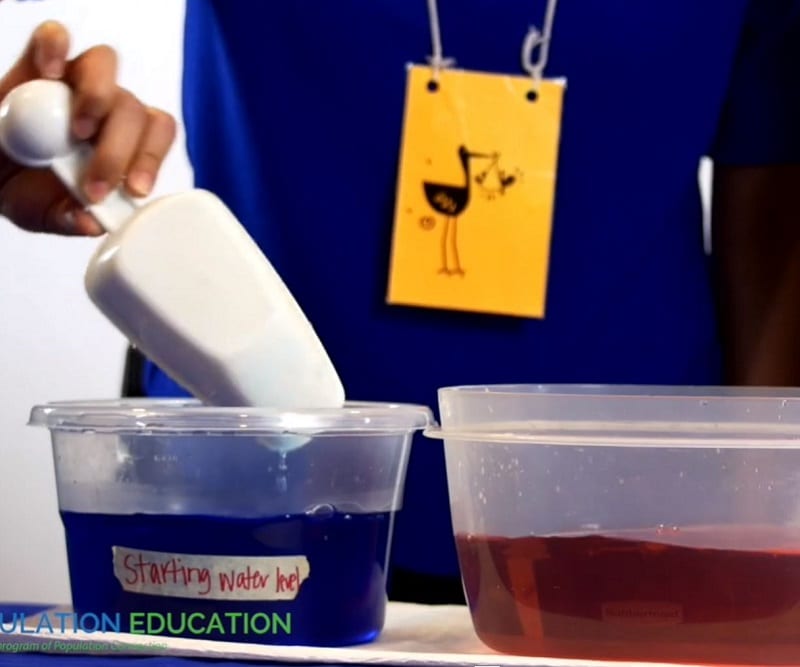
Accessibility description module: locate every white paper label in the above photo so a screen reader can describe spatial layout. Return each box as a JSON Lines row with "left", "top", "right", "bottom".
{"left": 112, "top": 546, "right": 310, "bottom": 601}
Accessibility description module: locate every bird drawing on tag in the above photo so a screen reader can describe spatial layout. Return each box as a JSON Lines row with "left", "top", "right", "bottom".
{"left": 422, "top": 145, "right": 490, "bottom": 276}
{"left": 422, "top": 145, "right": 520, "bottom": 276}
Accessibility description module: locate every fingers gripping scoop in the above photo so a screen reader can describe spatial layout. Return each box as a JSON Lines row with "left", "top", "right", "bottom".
{"left": 0, "top": 80, "right": 346, "bottom": 428}
{"left": 0, "top": 79, "right": 135, "bottom": 232}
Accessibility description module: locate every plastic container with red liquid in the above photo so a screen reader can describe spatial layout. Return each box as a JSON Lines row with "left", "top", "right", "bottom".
{"left": 427, "top": 385, "right": 800, "bottom": 665}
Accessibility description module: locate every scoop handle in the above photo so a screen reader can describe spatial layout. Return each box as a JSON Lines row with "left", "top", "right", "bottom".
{"left": 0, "top": 79, "right": 137, "bottom": 233}
{"left": 50, "top": 144, "right": 138, "bottom": 233}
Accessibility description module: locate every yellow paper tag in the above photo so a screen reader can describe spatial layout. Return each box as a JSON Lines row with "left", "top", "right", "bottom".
{"left": 388, "top": 65, "right": 565, "bottom": 318}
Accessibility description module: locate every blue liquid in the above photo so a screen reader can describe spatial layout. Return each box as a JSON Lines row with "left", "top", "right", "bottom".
{"left": 60, "top": 511, "right": 391, "bottom": 646}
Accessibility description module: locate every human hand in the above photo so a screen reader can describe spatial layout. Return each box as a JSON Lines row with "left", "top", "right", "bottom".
{"left": 0, "top": 21, "right": 176, "bottom": 236}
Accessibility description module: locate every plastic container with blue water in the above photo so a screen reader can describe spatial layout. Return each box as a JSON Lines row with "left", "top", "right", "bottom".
{"left": 29, "top": 399, "right": 432, "bottom": 646}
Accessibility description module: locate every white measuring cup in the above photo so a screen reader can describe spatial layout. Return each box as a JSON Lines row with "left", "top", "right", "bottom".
{"left": 0, "top": 79, "right": 345, "bottom": 419}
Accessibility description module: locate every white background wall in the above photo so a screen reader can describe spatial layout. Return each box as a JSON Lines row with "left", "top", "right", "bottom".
{"left": 0, "top": 0, "right": 192, "bottom": 604}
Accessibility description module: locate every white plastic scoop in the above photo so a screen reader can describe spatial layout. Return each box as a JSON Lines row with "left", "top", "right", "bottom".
{"left": 0, "top": 79, "right": 345, "bottom": 411}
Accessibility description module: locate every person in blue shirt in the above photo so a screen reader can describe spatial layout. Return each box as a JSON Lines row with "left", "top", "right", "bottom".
{"left": 2, "top": 2, "right": 800, "bottom": 604}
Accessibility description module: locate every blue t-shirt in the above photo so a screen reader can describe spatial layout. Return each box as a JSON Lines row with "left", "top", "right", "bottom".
{"left": 144, "top": 0, "right": 800, "bottom": 578}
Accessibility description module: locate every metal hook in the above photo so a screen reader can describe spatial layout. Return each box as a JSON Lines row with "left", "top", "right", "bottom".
{"left": 521, "top": 0, "right": 559, "bottom": 86}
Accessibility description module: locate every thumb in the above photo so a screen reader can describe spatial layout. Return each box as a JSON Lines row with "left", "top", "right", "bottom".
{"left": 0, "top": 21, "right": 70, "bottom": 103}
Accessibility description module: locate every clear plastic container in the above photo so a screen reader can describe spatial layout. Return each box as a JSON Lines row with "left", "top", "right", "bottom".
{"left": 427, "top": 385, "right": 800, "bottom": 665}
{"left": 30, "top": 399, "right": 432, "bottom": 647}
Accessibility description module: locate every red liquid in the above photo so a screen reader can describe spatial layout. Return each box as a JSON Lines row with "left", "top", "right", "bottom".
{"left": 456, "top": 525, "right": 800, "bottom": 665}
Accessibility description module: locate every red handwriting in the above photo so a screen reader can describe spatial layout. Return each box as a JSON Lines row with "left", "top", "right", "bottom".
{"left": 218, "top": 566, "right": 271, "bottom": 592}
{"left": 276, "top": 566, "right": 301, "bottom": 593}
{"left": 117, "top": 549, "right": 307, "bottom": 597}
{"left": 122, "top": 553, "right": 212, "bottom": 595}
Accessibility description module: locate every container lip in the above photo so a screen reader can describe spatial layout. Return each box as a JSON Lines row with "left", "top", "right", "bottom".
{"left": 432, "top": 384, "right": 800, "bottom": 448}
{"left": 29, "top": 399, "right": 434, "bottom": 434}
{"left": 437, "top": 383, "right": 800, "bottom": 399}
{"left": 424, "top": 423, "right": 800, "bottom": 448}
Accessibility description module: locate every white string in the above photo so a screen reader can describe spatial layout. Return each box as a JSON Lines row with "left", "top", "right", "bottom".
{"left": 426, "top": 0, "right": 455, "bottom": 77}
{"left": 521, "top": 0, "right": 559, "bottom": 84}
{"left": 426, "top": 0, "right": 559, "bottom": 85}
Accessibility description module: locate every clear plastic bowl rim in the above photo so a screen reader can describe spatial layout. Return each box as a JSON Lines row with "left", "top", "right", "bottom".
{"left": 29, "top": 398, "right": 435, "bottom": 435}
{"left": 425, "top": 384, "right": 800, "bottom": 449}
